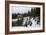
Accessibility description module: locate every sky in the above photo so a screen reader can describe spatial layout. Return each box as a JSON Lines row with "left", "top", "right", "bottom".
{"left": 11, "top": 6, "right": 31, "bottom": 14}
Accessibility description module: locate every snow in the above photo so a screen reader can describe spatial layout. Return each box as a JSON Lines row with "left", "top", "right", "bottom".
{"left": 12, "top": 16, "right": 40, "bottom": 28}
{"left": 22, "top": 16, "right": 40, "bottom": 28}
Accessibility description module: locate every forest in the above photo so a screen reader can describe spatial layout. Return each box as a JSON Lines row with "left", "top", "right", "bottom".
{"left": 12, "top": 8, "right": 40, "bottom": 27}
